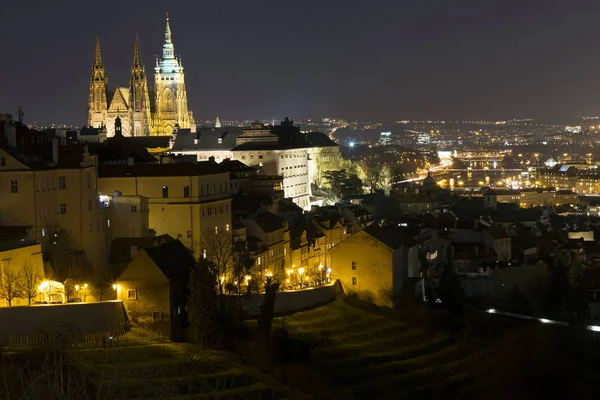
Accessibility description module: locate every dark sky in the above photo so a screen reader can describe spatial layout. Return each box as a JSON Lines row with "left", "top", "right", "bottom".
{"left": 2, "top": 0, "right": 600, "bottom": 124}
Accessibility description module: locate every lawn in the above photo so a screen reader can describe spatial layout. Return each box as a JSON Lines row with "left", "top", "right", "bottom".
{"left": 72, "top": 343, "right": 289, "bottom": 399}
{"left": 265, "top": 299, "right": 492, "bottom": 399}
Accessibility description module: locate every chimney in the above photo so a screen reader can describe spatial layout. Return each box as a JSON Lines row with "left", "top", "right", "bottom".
{"left": 52, "top": 137, "right": 59, "bottom": 165}
{"left": 209, "top": 156, "right": 216, "bottom": 163}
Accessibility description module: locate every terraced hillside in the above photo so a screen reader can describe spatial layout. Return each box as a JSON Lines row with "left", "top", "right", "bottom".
{"left": 271, "top": 299, "right": 491, "bottom": 399}
{"left": 73, "top": 343, "right": 288, "bottom": 399}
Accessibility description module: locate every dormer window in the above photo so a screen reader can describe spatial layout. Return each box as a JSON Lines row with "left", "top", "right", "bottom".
{"left": 218, "top": 138, "right": 223, "bottom": 144}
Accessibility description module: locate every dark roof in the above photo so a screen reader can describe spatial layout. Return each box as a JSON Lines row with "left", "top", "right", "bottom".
{"left": 363, "top": 224, "right": 417, "bottom": 249}
{"left": 88, "top": 138, "right": 157, "bottom": 164}
{"left": 252, "top": 212, "right": 286, "bottom": 233}
{"left": 171, "top": 127, "right": 242, "bottom": 151}
{"left": 144, "top": 239, "right": 196, "bottom": 280}
{"left": 512, "top": 234, "right": 538, "bottom": 250}
{"left": 305, "top": 132, "right": 338, "bottom": 147}
{"left": 109, "top": 235, "right": 175, "bottom": 264}
{"left": 98, "top": 161, "right": 227, "bottom": 178}
{"left": 0, "top": 226, "right": 32, "bottom": 241}
{"left": 484, "top": 225, "right": 510, "bottom": 240}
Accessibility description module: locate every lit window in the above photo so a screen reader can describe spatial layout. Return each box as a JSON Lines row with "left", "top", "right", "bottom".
{"left": 352, "top": 277, "right": 357, "bottom": 285}
{"left": 127, "top": 289, "right": 137, "bottom": 300}
{"left": 203, "top": 249, "right": 207, "bottom": 259}
{"left": 214, "top": 226, "right": 218, "bottom": 234}
{"left": 226, "top": 224, "right": 230, "bottom": 232}
{"left": 107, "top": 219, "right": 111, "bottom": 227}
{"left": 218, "top": 138, "right": 223, "bottom": 144}
{"left": 59, "top": 176, "right": 66, "bottom": 189}
{"left": 257, "top": 257, "right": 261, "bottom": 266}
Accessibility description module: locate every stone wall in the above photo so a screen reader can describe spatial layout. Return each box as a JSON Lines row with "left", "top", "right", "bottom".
{"left": 0, "top": 301, "right": 128, "bottom": 336}
{"left": 240, "top": 280, "right": 341, "bottom": 317}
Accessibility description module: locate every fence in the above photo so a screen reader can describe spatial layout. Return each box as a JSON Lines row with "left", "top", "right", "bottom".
{"left": 0, "top": 326, "right": 166, "bottom": 350}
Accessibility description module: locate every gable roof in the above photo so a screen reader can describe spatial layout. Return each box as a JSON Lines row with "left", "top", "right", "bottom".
{"left": 363, "top": 224, "right": 417, "bottom": 249}
{"left": 143, "top": 239, "right": 196, "bottom": 280}
{"left": 171, "top": 127, "right": 242, "bottom": 151}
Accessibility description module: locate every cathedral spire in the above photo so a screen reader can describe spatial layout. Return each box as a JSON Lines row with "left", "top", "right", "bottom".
{"left": 94, "top": 36, "right": 103, "bottom": 66}
{"left": 132, "top": 32, "right": 142, "bottom": 69}
{"left": 161, "top": 12, "right": 175, "bottom": 60}
{"left": 165, "top": 12, "right": 172, "bottom": 44}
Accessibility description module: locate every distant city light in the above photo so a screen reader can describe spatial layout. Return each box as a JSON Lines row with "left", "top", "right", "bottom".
{"left": 348, "top": 141, "right": 356, "bottom": 148}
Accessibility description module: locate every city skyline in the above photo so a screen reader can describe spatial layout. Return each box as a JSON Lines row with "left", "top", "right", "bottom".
{"left": 3, "top": 1, "right": 600, "bottom": 125}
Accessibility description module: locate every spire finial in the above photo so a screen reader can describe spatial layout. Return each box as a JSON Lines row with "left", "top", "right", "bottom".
{"left": 164, "top": 12, "right": 172, "bottom": 43}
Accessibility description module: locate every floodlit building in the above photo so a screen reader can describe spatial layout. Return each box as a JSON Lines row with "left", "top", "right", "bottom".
{"left": 0, "top": 117, "right": 108, "bottom": 271}
{"left": 87, "top": 15, "right": 194, "bottom": 136}
{"left": 329, "top": 223, "right": 419, "bottom": 306}
{"left": 97, "top": 161, "right": 232, "bottom": 259}
{"left": 169, "top": 118, "right": 340, "bottom": 210}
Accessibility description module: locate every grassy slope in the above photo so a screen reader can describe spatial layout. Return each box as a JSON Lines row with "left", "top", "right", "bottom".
{"left": 268, "top": 299, "right": 492, "bottom": 399}
{"left": 72, "top": 343, "right": 287, "bottom": 400}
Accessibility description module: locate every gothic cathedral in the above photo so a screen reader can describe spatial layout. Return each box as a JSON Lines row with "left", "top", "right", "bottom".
{"left": 87, "top": 14, "right": 194, "bottom": 137}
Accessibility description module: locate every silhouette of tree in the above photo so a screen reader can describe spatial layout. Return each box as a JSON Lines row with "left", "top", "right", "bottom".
{"left": 20, "top": 260, "right": 42, "bottom": 305}
{"left": 187, "top": 259, "right": 221, "bottom": 346}
{"left": 0, "top": 270, "right": 23, "bottom": 306}
{"left": 437, "top": 264, "right": 464, "bottom": 315}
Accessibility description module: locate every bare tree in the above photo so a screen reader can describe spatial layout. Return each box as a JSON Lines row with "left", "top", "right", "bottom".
{"left": 201, "top": 229, "right": 233, "bottom": 297}
{"left": 360, "top": 160, "right": 383, "bottom": 193}
{"left": 20, "top": 260, "right": 42, "bottom": 305}
{"left": 0, "top": 270, "right": 23, "bottom": 306}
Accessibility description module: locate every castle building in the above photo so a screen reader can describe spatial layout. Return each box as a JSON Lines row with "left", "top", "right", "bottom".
{"left": 87, "top": 14, "right": 194, "bottom": 137}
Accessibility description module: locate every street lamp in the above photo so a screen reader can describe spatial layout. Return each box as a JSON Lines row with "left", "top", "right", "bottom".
{"left": 298, "top": 267, "right": 305, "bottom": 288}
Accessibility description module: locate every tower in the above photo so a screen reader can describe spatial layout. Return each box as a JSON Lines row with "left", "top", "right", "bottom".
{"left": 88, "top": 37, "right": 108, "bottom": 128}
{"left": 114, "top": 116, "right": 123, "bottom": 137}
{"left": 154, "top": 13, "right": 193, "bottom": 135}
{"left": 129, "top": 33, "right": 152, "bottom": 136}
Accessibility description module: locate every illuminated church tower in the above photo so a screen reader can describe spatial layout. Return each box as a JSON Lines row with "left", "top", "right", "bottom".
{"left": 129, "top": 34, "right": 153, "bottom": 136}
{"left": 86, "top": 14, "right": 194, "bottom": 137}
{"left": 154, "top": 13, "right": 193, "bottom": 135}
{"left": 88, "top": 37, "right": 108, "bottom": 129}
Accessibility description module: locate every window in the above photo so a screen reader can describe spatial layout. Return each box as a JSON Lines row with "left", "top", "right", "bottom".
{"left": 203, "top": 249, "right": 207, "bottom": 259}
{"left": 10, "top": 179, "right": 18, "bottom": 193}
{"left": 218, "top": 138, "right": 223, "bottom": 144}
{"left": 0, "top": 157, "right": 5, "bottom": 166}
{"left": 183, "top": 185, "right": 190, "bottom": 198}
{"left": 131, "top": 205, "right": 138, "bottom": 213}
{"left": 226, "top": 205, "right": 229, "bottom": 212}
{"left": 60, "top": 203, "right": 67, "bottom": 214}
{"left": 127, "top": 289, "right": 137, "bottom": 300}
{"left": 214, "top": 226, "right": 218, "bottom": 234}
{"left": 162, "top": 186, "right": 169, "bottom": 198}
{"left": 87, "top": 174, "right": 91, "bottom": 189}
{"left": 352, "top": 261, "right": 356, "bottom": 270}
{"left": 226, "top": 224, "right": 230, "bottom": 232}
{"left": 352, "top": 277, "right": 357, "bottom": 285}
{"left": 284, "top": 248, "right": 287, "bottom": 256}
{"left": 187, "top": 230, "right": 192, "bottom": 239}
{"left": 152, "top": 311, "right": 162, "bottom": 322}
{"left": 220, "top": 205, "right": 224, "bottom": 213}
{"left": 259, "top": 154, "right": 263, "bottom": 159}
{"left": 59, "top": 176, "right": 66, "bottom": 189}
{"left": 201, "top": 209, "right": 205, "bottom": 217}
{"left": 257, "top": 257, "right": 261, "bottom": 266}
{"left": 212, "top": 184, "right": 216, "bottom": 194}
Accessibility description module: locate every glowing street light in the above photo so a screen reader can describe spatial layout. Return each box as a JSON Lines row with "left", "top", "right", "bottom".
{"left": 348, "top": 141, "right": 356, "bottom": 148}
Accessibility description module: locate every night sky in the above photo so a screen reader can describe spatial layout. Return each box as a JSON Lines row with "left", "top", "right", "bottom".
{"left": 2, "top": 0, "right": 600, "bottom": 124}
